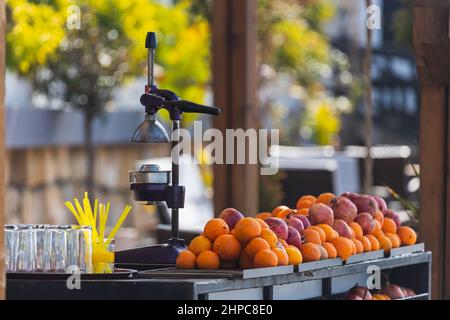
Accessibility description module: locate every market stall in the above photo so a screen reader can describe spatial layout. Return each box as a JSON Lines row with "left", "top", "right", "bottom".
{"left": 1, "top": 0, "right": 450, "bottom": 301}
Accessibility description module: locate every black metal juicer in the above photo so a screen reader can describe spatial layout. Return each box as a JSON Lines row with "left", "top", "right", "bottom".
{"left": 115, "top": 32, "right": 220, "bottom": 269}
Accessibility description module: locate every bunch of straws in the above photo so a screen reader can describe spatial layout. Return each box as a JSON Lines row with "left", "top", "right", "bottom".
{"left": 64, "top": 192, "right": 132, "bottom": 251}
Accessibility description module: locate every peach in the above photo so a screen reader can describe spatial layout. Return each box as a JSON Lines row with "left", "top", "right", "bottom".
{"left": 286, "top": 226, "right": 302, "bottom": 249}
{"left": 352, "top": 195, "right": 379, "bottom": 216}
{"left": 331, "top": 197, "right": 357, "bottom": 224}
{"left": 219, "top": 208, "right": 244, "bottom": 230}
{"left": 309, "top": 203, "right": 334, "bottom": 226}
{"left": 354, "top": 212, "right": 376, "bottom": 235}
{"left": 332, "top": 219, "right": 353, "bottom": 239}
{"left": 265, "top": 217, "right": 288, "bottom": 240}
{"left": 285, "top": 216, "right": 304, "bottom": 234}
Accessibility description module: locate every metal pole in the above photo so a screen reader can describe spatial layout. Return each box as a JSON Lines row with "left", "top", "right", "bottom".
{"left": 171, "top": 120, "right": 180, "bottom": 239}
{"left": 363, "top": 0, "right": 374, "bottom": 194}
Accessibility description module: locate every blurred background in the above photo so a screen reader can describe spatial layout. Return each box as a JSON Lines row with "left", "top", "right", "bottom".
{"left": 4, "top": 0, "right": 418, "bottom": 249}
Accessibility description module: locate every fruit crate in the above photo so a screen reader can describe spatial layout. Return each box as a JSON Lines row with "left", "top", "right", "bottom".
{"left": 6, "top": 250, "right": 431, "bottom": 300}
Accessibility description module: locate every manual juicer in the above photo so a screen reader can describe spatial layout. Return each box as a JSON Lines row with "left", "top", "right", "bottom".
{"left": 115, "top": 32, "right": 220, "bottom": 269}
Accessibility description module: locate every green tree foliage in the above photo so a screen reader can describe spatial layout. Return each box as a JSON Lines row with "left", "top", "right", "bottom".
{"left": 6, "top": 0, "right": 210, "bottom": 194}
{"left": 6, "top": 0, "right": 210, "bottom": 112}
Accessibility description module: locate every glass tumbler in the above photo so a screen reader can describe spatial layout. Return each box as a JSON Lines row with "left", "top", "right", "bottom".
{"left": 67, "top": 225, "right": 93, "bottom": 273}
{"left": 34, "top": 224, "right": 52, "bottom": 271}
{"left": 5, "top": 225, "right": 18, "bottom": 272}
{"left": 15, "top": 224, "right": 37, "bottom": 272}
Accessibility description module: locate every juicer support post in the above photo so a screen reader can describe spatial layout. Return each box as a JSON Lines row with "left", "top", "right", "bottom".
{"left": 171, "top": 119, "right": 181, "bottom": 240}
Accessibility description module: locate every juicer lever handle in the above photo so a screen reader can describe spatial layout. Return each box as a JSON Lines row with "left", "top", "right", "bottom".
{"left": 170, "top": 100, "right": 221, "bottom": 116}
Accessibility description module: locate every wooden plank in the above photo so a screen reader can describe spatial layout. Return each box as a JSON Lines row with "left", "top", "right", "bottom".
{"left": 0, "top": 0, "right": 5, "bottom": 300}
{"left": 212, "top": 0, "right": 230, "bottom": 215}
{"left": 413, "top": 2, "right": 450, "bottom": 84}
{"left": 418, "top": 85, "right": 446, "bottom": 299}
{"left": 212, "top": 0, "right": 259, "bottom": 215}
{"left": 446, "top": 87, "right": 450, "bottom": 300}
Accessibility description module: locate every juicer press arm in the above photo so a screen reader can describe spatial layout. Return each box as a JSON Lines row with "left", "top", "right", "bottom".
{"left": 140, "top": 93, "right": 221, "bottom": 118}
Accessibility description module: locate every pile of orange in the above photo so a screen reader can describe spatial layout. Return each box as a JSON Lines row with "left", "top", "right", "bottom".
{"left": 176, "top": 216, "right": 304, "bottom": 270}
{"left": 369, "top": 218, "right": 417, "bottom": 253}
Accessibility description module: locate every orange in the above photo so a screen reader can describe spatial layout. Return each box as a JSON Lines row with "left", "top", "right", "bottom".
{"left": 196, "top": 250, "right": 220, "bottom": 270}
{"left": 316, "top": 224, "right": 338, "bottom": 242}
{"left": 352, "top": 238, "right": 364, "bottom": 254}
{"left": 297, "top": 208, "right": 310, "bottom": 216}
{"left": 308, "top": 226, "right": 326, "bottom": 243}
{"left": 350, "top": 222, "right": 363, "bottom": 239}
{"left": 372, "top": 294, "right": 391, "bottom": 300}
{"left": 374, "top": 210, "right": 384, "bottom": 225}
{"left": 260, "top": 229, "right": 278, "bottom": 249}
{"left": 316, "top": 193, "right": 336, "bottom": 206}
{"left": 371, "top": 220, "right": 384, "bottom": 238}
{"left": 377, "top": 235, "right": 393, "bottom": 253}
{"left": 298, "top": 195, "right": 317, "bottom": 203}
{"left": 330, "top": 237, "right": 354, "bottom": 261}
{"left": 272, "top": 247, "right": 289, "bottom": 266}
{"left": 366, "top": 234, "right": 380, "bottom": 251}
{"left": 234, "top": 217, "right": 262, "bottom": 244}
{"left": 279, "top": 239, "right": 289, "bottom": 248}
{"left": 253, "top": 249, "right": 278, "bottom": 268}
{"left": 176, "top": 250, "right": 196, "bottom": 269}
{"left": 382, "top": 218, "right": 397, "bottom": 234}
{"left": 272, "top": 205, "right": 290, "bottom": 217}
{"left": 357, "top": 235, "right": 372, "bottom": 252}
{"left": 296, "top": 199, "right": 315, "bottom": 210}
{"left": 317, "top": 245, "right": 329, "bottom": 260}
{"left": 256, "top": 212, "right": 271, "bottom": 220}
{"left": 276, "top": 208, "right": 294, "bottom": 219}
{"left": 385, "top": 233, "right": 401, "bottom": 248}
{"left": 203, "top": 218, "right": 229, "bottom": 241}
{"left": 303, "top": 228, "right": 322, "bottom": 245}
{"left": 245, "top": 237, "right": 271, "bottom": 259}
{"left": 188, "top": 235, "right": 212, "bottom": 256}
{"left": 286, "top": 245, "right": 303, "bottom": 265}
{"left": 322, "top": 242, "right": 337, "bottom": 259}
{"left": 255, "top": 218, "right": 270, "bottom": 230}
{"left": 397, "top": 226, "right": 417, "bottom": 246}
{"left": 239, "top": 252, "right": 253, "bottom": 269}
{"left": 213, "top": 234, "right": 242, "bottom": 261}
{"left": 350, "top": 240, "right": 357, "bottom": 254}
{"left": 299, "top": 243, "right": 321, "bottom": 262}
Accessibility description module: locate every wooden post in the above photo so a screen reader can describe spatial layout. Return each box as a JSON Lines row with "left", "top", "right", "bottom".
{"left": 212, "top": 0, "right": 259, "bottom": 215}
{"left": 0, "top": 0, "right": 6, "bottom": 300}
{"left": 413, "top": 0, "right": 450, "bottom": 299}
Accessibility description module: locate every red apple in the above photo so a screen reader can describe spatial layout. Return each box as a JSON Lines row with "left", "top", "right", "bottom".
{"left": 291, "top": 214, "right": 311, "bottom": 230}
{"left": 219, "top": 208, "right": 244, "bottom": 229}
{"left": 354, "top": 212, "right": 376, "bottom": 235}
{"left": 352, "top": 195, "right": 379, "bottom": 216}
{"left": 286, "top": 226, "right": 302, "bottom": 249}
{"left": 373, "top": 195, "right": 388, "bottom": 214}
{"left": 309, "top": 203, "right": 334, "bottom": 225}
{"left": 331, "top": 197, "right": 358, "bottom": 224}
{"left": 333, "top": 219, "right": 353, "bottom": 239}
{"left": 285, "top": 215, "right": 304, "bottom": 234}
{"left": 265, "top": 217, "right": 288, "bottom": 240}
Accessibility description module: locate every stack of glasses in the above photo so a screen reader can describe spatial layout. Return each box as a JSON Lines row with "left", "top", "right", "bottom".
{"left": 4, "top": 224, "right": 93, "bottom": 273}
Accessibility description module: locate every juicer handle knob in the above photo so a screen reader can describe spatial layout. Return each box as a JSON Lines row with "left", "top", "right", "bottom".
{"left": 145, "top": 32, "right": 157, "bottom": 49}
{"left": 171, "top": 100, "right": 221, "bottom": 116}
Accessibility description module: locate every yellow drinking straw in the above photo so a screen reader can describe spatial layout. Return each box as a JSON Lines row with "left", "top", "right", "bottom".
{"left": 105, "top": 205, "right": 132, "bottom": 247}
